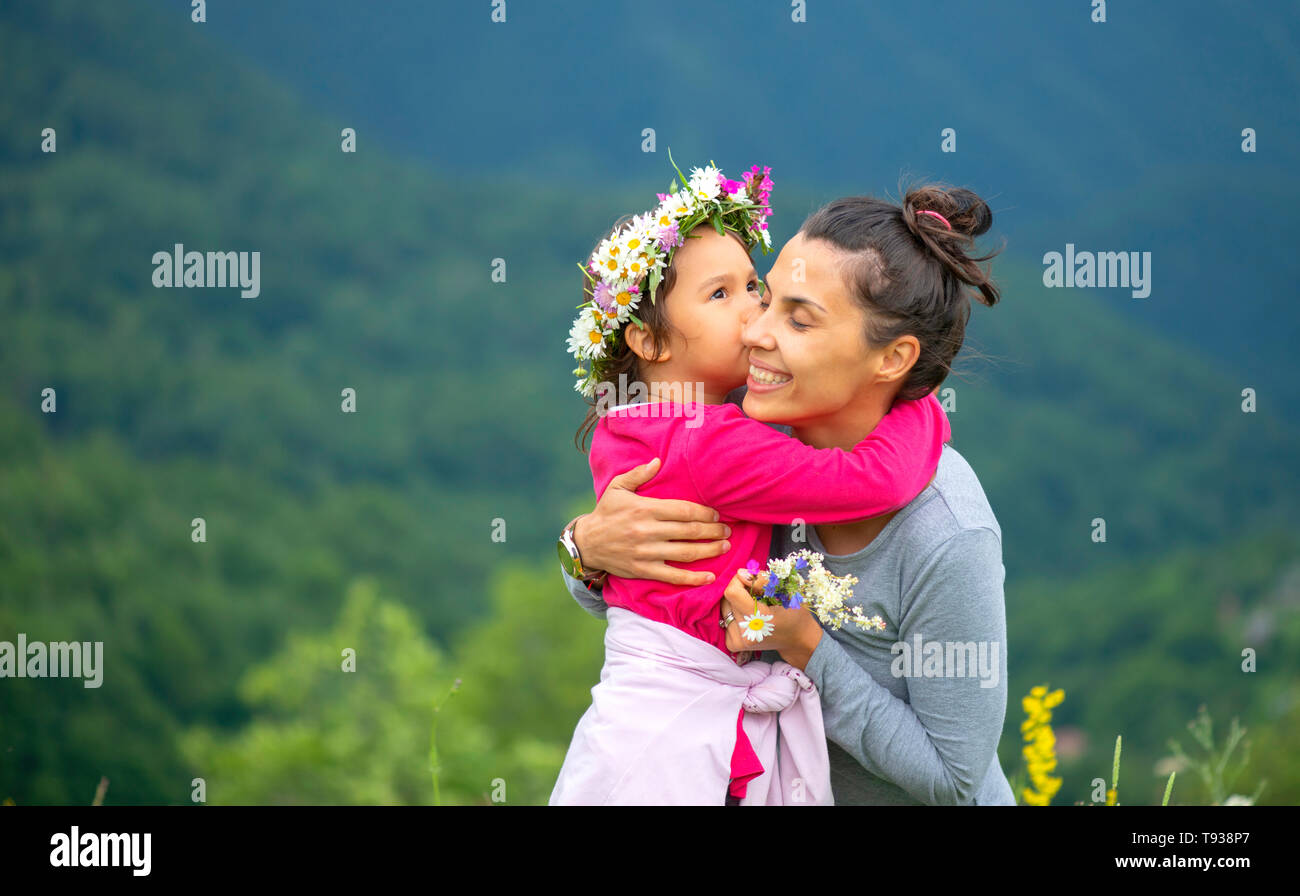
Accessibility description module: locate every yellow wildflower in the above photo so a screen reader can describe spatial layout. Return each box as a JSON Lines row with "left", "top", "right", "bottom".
{"left": 1020, "top": 684, "right": 1065, "bottom": 806}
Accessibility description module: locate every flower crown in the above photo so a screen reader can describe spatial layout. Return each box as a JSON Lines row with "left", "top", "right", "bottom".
{"left": 568, "top": 152, "right": 775, "bottom": 399}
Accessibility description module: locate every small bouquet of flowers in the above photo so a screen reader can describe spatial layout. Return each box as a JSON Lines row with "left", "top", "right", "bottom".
{"left": 737, "top": 549, "right": 886, "bottom": 643}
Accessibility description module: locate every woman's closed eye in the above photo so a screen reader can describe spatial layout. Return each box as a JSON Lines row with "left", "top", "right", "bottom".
{"left": 755, "top": 297, "right": 810, "bottom": 331}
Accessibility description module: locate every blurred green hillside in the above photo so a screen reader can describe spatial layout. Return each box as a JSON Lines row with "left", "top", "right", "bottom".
{"left": 0, "top": 1, "right": 1297, "bottom": 804}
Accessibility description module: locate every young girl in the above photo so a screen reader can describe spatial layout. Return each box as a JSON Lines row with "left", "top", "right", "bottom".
{"left": 551, "top": 160, "right": 950, "bottom": 805}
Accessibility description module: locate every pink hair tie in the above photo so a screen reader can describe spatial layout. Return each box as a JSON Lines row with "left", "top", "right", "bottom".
{"left": 916, "top": 209, "right": 952, "bottom": 230}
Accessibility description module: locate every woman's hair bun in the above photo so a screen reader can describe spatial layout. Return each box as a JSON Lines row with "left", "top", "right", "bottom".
{"left": 904, "top": 184, "right": 992, "bottom": 239}
{"left": 896, "top": 181, "right": 1001, "bottom": 309}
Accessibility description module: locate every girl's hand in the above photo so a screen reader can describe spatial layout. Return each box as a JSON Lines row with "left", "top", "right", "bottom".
{"left": 720, "top": 569, "right": 823, "bottom": 670}
{"left": 574, "top": 457, "right": 730, "bottom": 586}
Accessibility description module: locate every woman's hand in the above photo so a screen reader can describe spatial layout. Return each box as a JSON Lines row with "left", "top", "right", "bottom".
{"left": 721, "top": 569, "right": 823, "bottom": 670}
{"left": 573, "top": 457, "right": 731, "bottom": 586}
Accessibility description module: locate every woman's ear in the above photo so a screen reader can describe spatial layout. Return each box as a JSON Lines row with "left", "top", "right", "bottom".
{"left": 624, "top": 322, "right": 671, "bottom": 364}
{"left": 877, "top": 334, "right": 920, "bottom": 384}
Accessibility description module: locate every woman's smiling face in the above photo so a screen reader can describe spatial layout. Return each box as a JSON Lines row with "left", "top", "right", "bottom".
{"left": 741, "top": 231, "right": 914, "bottom": 430}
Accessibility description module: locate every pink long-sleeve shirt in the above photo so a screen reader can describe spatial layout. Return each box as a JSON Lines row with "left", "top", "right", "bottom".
{"left": 588, "top": 392, "right": 951, "bottom": 797}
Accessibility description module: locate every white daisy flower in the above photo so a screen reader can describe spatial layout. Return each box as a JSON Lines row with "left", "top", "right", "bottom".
{"left": 665, "top": 190, "right": 698, "bottom": 218}
{"left": 624, "top": 248, "right": 654, "bottom": 282}
{"left": 688, "top": 166, "right": 722, "bottom": 200}
{"left": 740, "top": 609, "right": 775, "bottom": 643}
{"left": 621, "top": 224, "right": 654, "bottom": 264}
{"left": 596, "top": 255, "right": 622, "bottom": 279}
{"left": 589, "top": 304, "right": 618, "bottom": 333}
{"left": 594, "top": 236, "right": 626, "bottom": 277}
{"left": 568, "top": 309, "right": 608, "bottom": 360}
{"left": 609, "top": 286, "right": 640, "bottom": 322}
{"left": 641, "top": 248, "right": 666, "bottom": 277}
{"left": 566, "top": 332, "right": 592, "bottom": 362}
{"left": 627, "top": 213, "right": 656, "bottom": 241}
{"left": 652, "top": 201, "right": 680, "bottom": 229}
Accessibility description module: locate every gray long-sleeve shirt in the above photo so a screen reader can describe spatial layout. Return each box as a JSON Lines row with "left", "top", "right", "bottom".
{"left": 561, "top": 437, "right": 1016, "bottom": 806}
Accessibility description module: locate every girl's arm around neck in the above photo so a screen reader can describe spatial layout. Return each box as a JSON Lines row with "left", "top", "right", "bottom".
{"left": 683, "top": 394, "right": 950, "bottom": 525}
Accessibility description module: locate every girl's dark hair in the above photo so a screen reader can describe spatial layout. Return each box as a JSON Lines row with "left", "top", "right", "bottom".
{"left": 572, "top": 220, "right": 749, "bottom": 453}
{"left": 799, "top": 183, "right": 1001, "bottom": 402}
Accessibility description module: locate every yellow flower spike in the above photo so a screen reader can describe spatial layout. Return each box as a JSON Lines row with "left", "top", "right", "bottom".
{"left": 1019, "top": 683, "right": 1065, "bottom": 806}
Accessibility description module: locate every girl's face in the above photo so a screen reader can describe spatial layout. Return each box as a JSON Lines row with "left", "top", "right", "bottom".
{"left": 741, "top": 231, "right": 903, "bottom": 428}
{"left": 644, "top": 225, "right": 763, "bottom": 399}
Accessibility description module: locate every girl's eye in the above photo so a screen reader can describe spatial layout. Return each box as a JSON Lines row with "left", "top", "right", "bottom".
{"left": 711, "top": 288, "right": 727, "bottom": 300}
{"left": 789, "top": 318, "right": 810, "bottom": 332}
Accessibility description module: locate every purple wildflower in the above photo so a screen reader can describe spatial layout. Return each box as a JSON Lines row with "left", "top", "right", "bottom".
{"left": 743, "top": 164, "right": 774, "bottom": 241}
{"left": 656, "top": 223, "right": 683, "bottom": 250}
{"left": 743, "top": 165, "right": 774, "bottom": 203}
{"left": 592, "top": 281, "right": 615, "bottom": 313}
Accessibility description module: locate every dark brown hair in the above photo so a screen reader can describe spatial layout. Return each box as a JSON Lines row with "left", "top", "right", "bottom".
{"left": 572, "top": 220, "right": 750, "bottom": 453}
{"left": 799, "top": 182, "right": 1002, "bottom": 402}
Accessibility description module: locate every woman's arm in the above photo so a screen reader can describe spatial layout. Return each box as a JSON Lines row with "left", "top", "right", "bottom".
{"left": 569, "top": 458, "right": 731, "bottom": 586}
{"left": 803, "top": 527, "right": 1008, "bottom": 805}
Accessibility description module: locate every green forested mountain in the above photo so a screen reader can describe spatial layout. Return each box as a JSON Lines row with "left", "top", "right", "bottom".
{"left": 1, "top": 1, "right": 1296, "bottom": 805}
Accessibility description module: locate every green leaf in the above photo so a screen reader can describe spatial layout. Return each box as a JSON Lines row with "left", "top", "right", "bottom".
{"left": 648, "top": 268, "right": 662, "bottom": 305}
{"left": 1111, "top": 735, "right": 1122, "bottom": 792}
{"left": 712, "top": 212, "right": 725, "bottom": 236}
{"left": 666, "top": 147, "right": 690, "bottom": 197}
{"left": 629, "top": 313, "right": 645, "bottom": 330}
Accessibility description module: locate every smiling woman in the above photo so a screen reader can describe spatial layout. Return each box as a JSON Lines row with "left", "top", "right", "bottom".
{"left": 564, "top": 183, "right": 1014, "bottom": 805}
{"left": 742, "top": 188, "right": 999, "bottom": 443}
